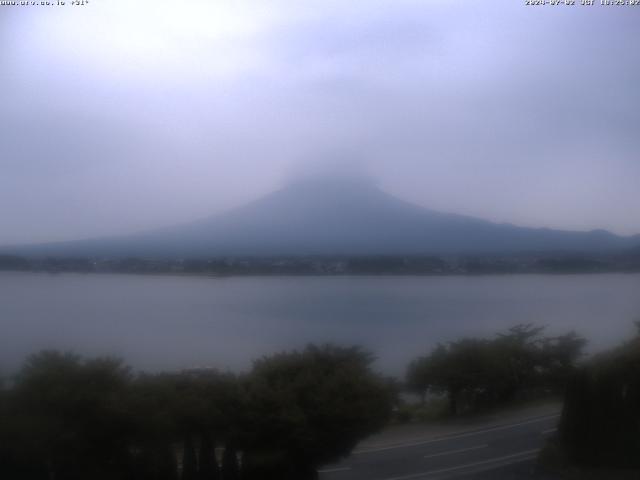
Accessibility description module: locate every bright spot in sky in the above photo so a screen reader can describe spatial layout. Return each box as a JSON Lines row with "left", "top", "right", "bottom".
{"left": 19, "top": 0, "right": 281, "bottom": 78}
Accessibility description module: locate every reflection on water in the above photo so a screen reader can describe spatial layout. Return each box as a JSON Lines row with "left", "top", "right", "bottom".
{"left": 1, "top": 272, "right": 639, "bottom": 375}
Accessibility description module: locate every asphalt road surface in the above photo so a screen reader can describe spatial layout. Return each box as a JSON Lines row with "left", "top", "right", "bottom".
{"left": 318, "top": 411, "right": 560, "bottom": 480}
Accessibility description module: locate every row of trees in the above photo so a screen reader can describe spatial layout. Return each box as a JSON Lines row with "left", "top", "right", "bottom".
{"left": 0, "top": 345, "right": 393, "bottom": 480}
{"left": 1, "top": 324, "right": 609, "bottom": 478}
{"left": 406, "top": 324, "right": 586, "bottom": 415}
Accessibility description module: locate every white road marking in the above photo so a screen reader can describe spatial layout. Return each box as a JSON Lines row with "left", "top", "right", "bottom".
{"left": 541, "top": 428, "right": 557, "bottom": 435}
{"left": 383, "top": 449, "right": 540, "bottom": 480}
{"left": 317, "top": 466, "right": 352, "bottom": 474}
{"left": 423, "top": 444, "right": 488, "bottom": 459}
{"left": 355, "top": 414, "right": 559, "bottom": 455}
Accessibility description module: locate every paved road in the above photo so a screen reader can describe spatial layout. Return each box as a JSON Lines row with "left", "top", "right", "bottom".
{"left": 318, "top": 412, "right": 560, "bottom": 480}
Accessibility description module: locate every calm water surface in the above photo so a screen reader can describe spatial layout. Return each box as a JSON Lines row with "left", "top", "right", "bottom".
{"left": 1, "top": 272, "right": 639, "bottom": 375}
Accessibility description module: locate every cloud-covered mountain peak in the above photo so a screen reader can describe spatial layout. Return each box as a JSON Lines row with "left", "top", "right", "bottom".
{"left": 4, "top": 174, "right": 639, "bottom": 258}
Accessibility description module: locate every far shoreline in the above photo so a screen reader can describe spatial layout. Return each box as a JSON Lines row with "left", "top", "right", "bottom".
{"left": 2, "top": 269, "right": 640, "bottom": 280}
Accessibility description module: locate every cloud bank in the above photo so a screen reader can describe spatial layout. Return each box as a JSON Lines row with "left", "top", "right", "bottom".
{"left": 1, "top": 0, "right": 639, "bottom": 245}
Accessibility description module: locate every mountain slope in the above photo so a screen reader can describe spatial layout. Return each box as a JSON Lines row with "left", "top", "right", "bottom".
{"left": 4, "top": 177, "right": 639, "bottom": 257}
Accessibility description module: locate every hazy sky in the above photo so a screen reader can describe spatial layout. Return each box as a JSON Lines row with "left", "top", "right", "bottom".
{"left": 1, "top": 0, "right": 639, "bottom": 245}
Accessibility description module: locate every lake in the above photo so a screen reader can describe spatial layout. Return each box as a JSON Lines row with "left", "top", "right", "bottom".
{"left": 1, "top": 272, "right": 639, "bottom": 376}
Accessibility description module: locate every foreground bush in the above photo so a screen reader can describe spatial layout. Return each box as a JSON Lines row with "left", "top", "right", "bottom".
{"left": 0, "top": 345, "right": 392, "bottom": 480}
{"left": 559, "top": 327, "right": 640, "bottom": 468}
{"left": 241, "top": 345, "right": 392, "bottom": 479}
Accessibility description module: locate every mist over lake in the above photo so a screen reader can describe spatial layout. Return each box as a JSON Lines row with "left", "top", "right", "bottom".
{"left": 2, "top": 272, "right": 639, "bottom": 376}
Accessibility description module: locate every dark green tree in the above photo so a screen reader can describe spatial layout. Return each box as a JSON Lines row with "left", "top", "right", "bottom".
{"left": 559, "top": 327, "right": 640, "bottom": 468}
{"left": 129, "top": 369, "right": 238, "bottom": 480}
{"left": 407, "top": 325, "right": 585, "bottom": 415}
{"left": 240, "top": 344, "right": 392, "bottom": 480}
{"left": 10, "top": 351, "right": 133, "bottom": 480}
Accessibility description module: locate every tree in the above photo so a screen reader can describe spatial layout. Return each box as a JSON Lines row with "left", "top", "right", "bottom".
{"left": 407, "top": 325, "right": 586, "bottom": 416}
{"left": 539, "top": 331, "right": 587, "bottom": 391}
{"left": 240, "top": 345, "right": 392, "bottom": 480}
{"left": 407, "top": 339, "right": 509, "bottom": 415}
{"left": 129, "top": 369, "right": 238, "bottom": 480}
{"left": 198, "top": 432, "right": 219, "bottom": 480}
{"left": 221, "top": 444, "right": 240, "bottom": 480}
{"left": 559, "top": 328, "right": 640, "bottom": 468}
{"left": 406, "top": 357, "right": 431, "bottom": 405}
{"left": 10, "top": 351, "right": 133, "bottom": 480}
{"left": 127, "top": 373, "right": 180, "bottom": 480}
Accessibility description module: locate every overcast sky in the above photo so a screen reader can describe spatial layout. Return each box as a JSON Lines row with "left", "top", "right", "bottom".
{"left": 1, "top": 0, "right": 639, "bottom": 245}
